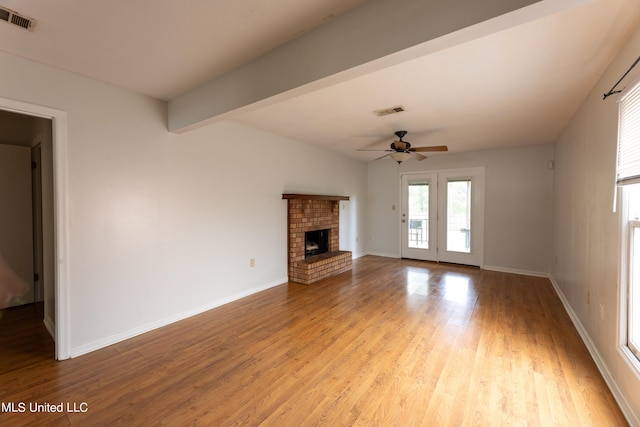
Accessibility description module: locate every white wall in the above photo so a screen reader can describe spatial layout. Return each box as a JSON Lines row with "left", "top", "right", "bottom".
{"left": 367, "top": 144, "right": 554, "bottom": 274}
{"left": 0, "top": 51, "right": 367, "bottom": 356}
{"left": 552, "top": 24, "right": 640, "bottom": 424}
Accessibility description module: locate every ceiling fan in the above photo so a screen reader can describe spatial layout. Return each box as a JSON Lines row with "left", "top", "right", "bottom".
{"left": 358, "top": 131, "right": 448, "bottom": 163}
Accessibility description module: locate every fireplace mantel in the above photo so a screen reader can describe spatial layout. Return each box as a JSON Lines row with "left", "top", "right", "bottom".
{"left": 282, "top": 194, "right": 350, "bottom": 201}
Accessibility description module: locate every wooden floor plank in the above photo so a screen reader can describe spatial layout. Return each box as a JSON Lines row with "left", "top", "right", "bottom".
{"left": 0, "top": 256, "right": 629, "bottom": 426}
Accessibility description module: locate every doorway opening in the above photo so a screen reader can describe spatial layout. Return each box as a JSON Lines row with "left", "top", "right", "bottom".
{"left": 0, "top": 97, "right": 69, "bottom": 360}
{"left": 400, "top": 168, "right": 485, "bottom": 267}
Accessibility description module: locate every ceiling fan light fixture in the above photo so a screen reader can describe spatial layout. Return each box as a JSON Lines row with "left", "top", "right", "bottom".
{"left": 390, "top": 152, "right": 411, "bottom": 163}
{"left": 357, "top": 130, "right": 448, "bottom": 163}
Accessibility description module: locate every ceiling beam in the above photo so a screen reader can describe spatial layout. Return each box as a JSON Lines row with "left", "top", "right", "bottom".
{"left": 168, "top": 0, "right": 590, "bottom": 133}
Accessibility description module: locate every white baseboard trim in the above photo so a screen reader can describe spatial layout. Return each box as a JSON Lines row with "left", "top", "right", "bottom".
{"left": 548, "top": 275, "right": 640, "bottom": 427}
{"left": 483, "top": 265, "right": 550, "bottom": 278}
{"left": 68, "top": 277, "right": 288, "bottom": 358}
{"left": 364, "top": 251, "right": 400, "bottom": 259}
{"left": 43, "top": 315, "right": 55, "bottom": 340}
{"left": 363, "top": 258, "right": 551, "bottom": 278}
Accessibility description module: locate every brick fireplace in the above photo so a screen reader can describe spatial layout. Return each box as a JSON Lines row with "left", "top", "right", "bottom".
{"left": 283, "top": 194, "right": 352, "bottom": 284}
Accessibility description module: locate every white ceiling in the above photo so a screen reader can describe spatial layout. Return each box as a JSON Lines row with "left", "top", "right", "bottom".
{"left": 0, "top": 0, "right": 368, "bottom": 100}
{"left": 1, "top": 0, "right": 639, "bottom": 161}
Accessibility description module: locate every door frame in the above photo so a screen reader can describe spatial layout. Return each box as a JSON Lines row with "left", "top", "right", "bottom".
{"left": 436, "top": 167, "right": 485, "bottom": 267}
{"left": 399, "top": 167, "right": 485, "bottom": 267}
{"left": 400, "top": 172, "right": 437, "bottom": 261}
{"left": 0, "top": 96, "right": 70, "bottom": 360}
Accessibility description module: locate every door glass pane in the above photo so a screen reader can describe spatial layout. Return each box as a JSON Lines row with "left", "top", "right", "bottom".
{"left": 408, "top": 182, "right": 429, "bottom": 249}
{"left": 447, "top": 180, "right": 471, "bottom": 253}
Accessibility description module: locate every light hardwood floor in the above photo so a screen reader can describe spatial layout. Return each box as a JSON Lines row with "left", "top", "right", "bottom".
{"left": 0, "top": 256, "right": 629, "bottom": 426}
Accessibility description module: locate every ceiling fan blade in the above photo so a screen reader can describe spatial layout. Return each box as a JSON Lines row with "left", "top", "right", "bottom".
{"left": 373, "top": 153, "right": 392, "bottom": 161}
{"left": 411, "top": 145, "right": 448, "bottom": 152}
{"left": 411, "top": 152, "right": 428, "bottom": 161}
{"left": 357, "top": 149, "right": 392, "bottom": 152}
{"left": 359, "top": 136, "right": 390, "bottom": 149}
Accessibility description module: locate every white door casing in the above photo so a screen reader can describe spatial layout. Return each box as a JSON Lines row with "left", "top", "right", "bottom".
{"left": 401, "top": 168, "right": 484, "bottom": 267}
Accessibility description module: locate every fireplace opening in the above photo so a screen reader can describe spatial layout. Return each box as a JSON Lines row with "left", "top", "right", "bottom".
{"left": 305, "top": 229, "right": 329, "bottom": 258}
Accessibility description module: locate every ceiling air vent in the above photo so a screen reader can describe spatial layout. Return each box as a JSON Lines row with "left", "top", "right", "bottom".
{"left": 373, "top": 105, "right": 406, "bottom": 117}
{"left": 0, "top": 6, "right": 36, "bottom": 31}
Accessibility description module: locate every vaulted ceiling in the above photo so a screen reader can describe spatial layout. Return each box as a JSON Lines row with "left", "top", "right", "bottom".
{"left": 1, "top": 0, "right": 639, "bottom": 161}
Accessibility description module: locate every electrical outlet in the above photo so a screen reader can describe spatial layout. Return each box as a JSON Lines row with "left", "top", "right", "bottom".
{"left": 250, "top": 258, "right": 255, "bottom": 268}
{"left": 599, "top": 303, "right": 605, "bottom": 320}
{"left": 587, "top": 291, "right": 590, "bottom": 305}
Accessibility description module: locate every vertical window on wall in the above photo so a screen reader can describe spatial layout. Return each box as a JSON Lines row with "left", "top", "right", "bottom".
{"left": 618, "top": 80, "right": 640, "bottom": 364}
{"left": 625, "top": 185, "right": 640, "bottom": 362}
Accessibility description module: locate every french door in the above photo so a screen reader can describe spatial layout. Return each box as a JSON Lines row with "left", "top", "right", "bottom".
{"left": 400, "top": 168, "right": 484, "bottom": 267}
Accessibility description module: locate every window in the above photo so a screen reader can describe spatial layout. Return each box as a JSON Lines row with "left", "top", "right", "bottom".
{"left": 624, "top": 185, "right": 640, "bottom": 362}
{"left": 618, "top": 80, "right": 640, "bottom": 364}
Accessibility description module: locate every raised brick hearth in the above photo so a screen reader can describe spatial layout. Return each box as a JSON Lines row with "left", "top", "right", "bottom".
{"left": 283, "top": 194, "right": 352, "bottom": 285}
